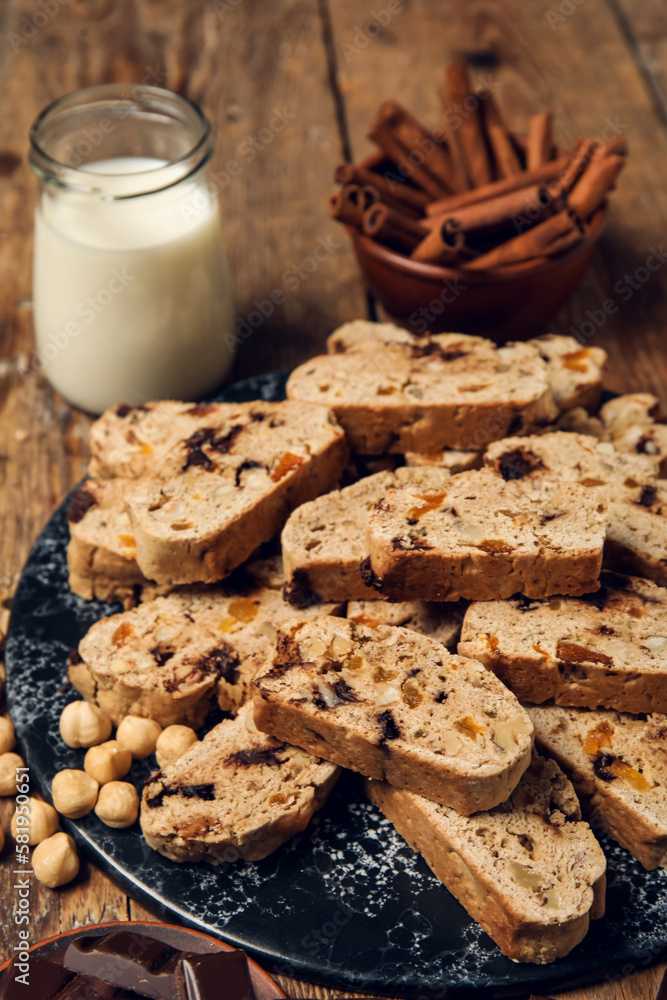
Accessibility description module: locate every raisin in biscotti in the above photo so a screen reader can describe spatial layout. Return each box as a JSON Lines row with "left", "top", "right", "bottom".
{"left": 326, "top": 321, "right": 605, "bottom": 416}
{"left": 527, "top": 703, "right": 667, "bottom": 870}
{"left": 365, "top": 753, "right": 606, "bottom": 964}
{"left": 346, "top": 598, "right": 466, "bottom": 652}
{"left": 89, "top": 401, "right": 234, "bottom": 479}
{"left": 67, "top": 479, "right": 157, "bottom": 603}
{"left": 252, "top": 617, "right": 534, "bottom": 814}
{"left": 69, "top": 558, "right": 343, "bottom": 726}
{"left": 287, "top": 332, "right": 557, "bottom": 454}
{"left": 458, "top": 572, "right": 667, "bottom": 714}
{"left": 364, "top": 468, "right": 606, "bottom": 602}
{"left": 126, "top": 401, "right": 347, "bottom": 585}
{"left": 140, "top": 703, "right": 340, "bottom": 863}
{"left": 282, "top": 468, "right": 448, "bottom": 605}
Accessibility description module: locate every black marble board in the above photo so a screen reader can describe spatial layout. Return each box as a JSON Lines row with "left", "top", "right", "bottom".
{"left": 5, "top": 371, "right": 667, "bottom": 998}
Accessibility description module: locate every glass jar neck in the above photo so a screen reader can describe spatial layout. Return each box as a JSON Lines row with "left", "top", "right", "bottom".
{"left": 29, "top": 84, "right": 214, "bottom": 200}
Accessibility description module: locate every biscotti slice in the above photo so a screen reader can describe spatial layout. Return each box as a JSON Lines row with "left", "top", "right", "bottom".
{"left": 66, "top": 478, "right": 157, "bottom": 603}
{"left": 527, "top": 703, "right": 667, "bottom": 870}
{"left": 365, "top": 753, "right": 606, "bottom": 964}
{"left": 346, "top": 598, "right": 466, "bottom": 651}
{"left": 70, "top": 559, "right": 343, "bottom": 725}
{"left": 140, "top": 702, "right": 340, "bottom": 863}
{"left": 253, "top": 616, "right": 534, "bottom": 814}
{"left": 326, "top": 322, "right": 605, "bottom": 416}
{"left": 287, "top": 334, "right": 557, "bottom": 454}
{"left": 528, "top": 334, "right": 606, "bottom": 412}
{"left": 604, "top": 482, "right": 667, "bottom": 587}
{"left": 127, "top": 401, "right": 348, "bottom": 585}
{"left": 599, "top": 393, "right": 667, "bottom": 477}
{"left": 458, "top": 572, "right": 667, "bottom": 714}
{"left": 281, "top": 467, "right": 448, "bottom": 605}
{"left": 403, "top": 448, "right": 483, "bottom": 474}
{"left": 364, "top": 468, "right": 607, "bottom": 602}
{"left": 89, "top": 400, "right": 235, "bottom": 479}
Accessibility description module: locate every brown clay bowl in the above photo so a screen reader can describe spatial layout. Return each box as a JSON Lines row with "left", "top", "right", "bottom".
{"left": 347, "top": 152, "right": 606, "bottom": 343}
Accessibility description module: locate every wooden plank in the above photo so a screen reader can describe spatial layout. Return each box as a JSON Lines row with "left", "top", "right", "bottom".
{"left": 328, "top": 0, "right": 667, "bottom": 412}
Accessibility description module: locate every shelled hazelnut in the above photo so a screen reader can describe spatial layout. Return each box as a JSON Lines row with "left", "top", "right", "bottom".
{"left": 155, "top": 725, "right": 198, "bottom": 767}
{"left": 32, "top": 832, "right": 80, "bottom": 888}
{"left": 11, "top": 797, "right": 59, "bottom": 845}
{"left": 116, "top": 715, "right": 162, "bottom": 759}
{"left": 0, "top": 752, "right": 26, "bottom": 797}
{"left": 51, "top": 769, "right": 99, "bottom": 819}
{"left": 59, "top": 701, "right": 112, "bottom": 748}
{"left": 84, "top": 741, "right": 132, "bottom": 785}
{"left": 0, "top": 716, "right": 16, "bottom": 754}
{"left": 94, "top": 781, "right": 139, "bottom": 829}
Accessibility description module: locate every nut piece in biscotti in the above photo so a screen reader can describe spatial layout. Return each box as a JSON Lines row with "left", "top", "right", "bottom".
{"left": 281, "top": 467, "right": 449, "bottom": 605}
{"left": 88, "top": 400, "right": 237, "bottom": 480}
{"left": 69, "top": 557, "right": 344, "bottom": 726}
{"left": 288, "top": 331, "right": 557, "bottom": 455}
{"left": 527, "top": 704, "right": 667, "bottom": 870}
{"left": 404, "top": 448, "right": 483, "bottom": 474}
{"left": 140, "top": 702, "right": 339, "bottom": 863}
{"left": 253, "top": 616, "right": 534, "bottom": 815}
{"left": 529, "top": 334, "right": 606, "bottom": 413}
{"left": 127, "top": 401, "right": 348, "bottom": 586}
{"left": 347, "top": 598, "right": 466, "bottom": 652}
{"left": 365, "top": 753, "right": 606, "bottom": 964}
{"left": 67, "top": 478, "right": 161, "bottom": 603}
{"left": 364, "top": 468, "right": 607, "bottom": 602}
{"left": 459, "top": 572, "right": 667, "bottom": 714}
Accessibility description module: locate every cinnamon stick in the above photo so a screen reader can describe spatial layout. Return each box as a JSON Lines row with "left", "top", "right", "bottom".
{"left": 558, "top": 137, "right": 598, "bottom": 193}
{"left": 439, "top": 183, "right": 562, "bottom": 240}
{"left": 444, "top": 61, "right": 494, "bottom": 187}
{"left": 568, "top": 153, "right": 625, "bottom": 219}
{"left": 329, "top": 184, "right": 378, "bottom": 227}
{"left": 334, "top": 162, "right": 430, "bottom": 213}
{"left": 381, "top": 100, "right": 455, "bottom": 190}
{"left": 362, "top": 203, "right": 430, "bottom": 252}
{"left": 411, "top": 226, "right": 467, "bottom": 264}
{"left": 426, "top": 154, "right": 570, "bottom": 217}
{"left": 438, "top": 84, "right": 471, "bottom": 192}
{"left": 480, "top": 89, "right": 523, "bottom": 177}
{"left": 368, "top": 101, "right": 452, "bottom": 199}
{"left": 526, "top": 111, "right": 554, "bottom": 169}
{"left": 465, "top": 210, "right": 585, "bottom": 269}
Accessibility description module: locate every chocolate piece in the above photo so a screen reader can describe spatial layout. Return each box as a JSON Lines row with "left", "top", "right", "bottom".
{"left": 177, "top": 950, "right": 255, "bottom": 1000}
{"left": 64, "top": 932, "right": 189, "bottom": 1000}
{"left": 0, "top": 956, "right": 74, "bottom": 1000}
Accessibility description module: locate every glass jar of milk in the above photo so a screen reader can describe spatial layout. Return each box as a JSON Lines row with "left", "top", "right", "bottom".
{"left": 29, "top": 85, "right": 236, "bottom": 413}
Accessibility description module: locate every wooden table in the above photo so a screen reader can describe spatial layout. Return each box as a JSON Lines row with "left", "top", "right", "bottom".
{"left": 1, "top": 0, "right": 666, "bottom": 997}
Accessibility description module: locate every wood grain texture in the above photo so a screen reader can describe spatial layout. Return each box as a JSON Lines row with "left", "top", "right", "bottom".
{"left": 0, "top": 0, "right": 666, "bottom": 998}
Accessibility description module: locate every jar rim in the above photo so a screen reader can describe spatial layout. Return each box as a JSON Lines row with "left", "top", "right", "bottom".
{"left": 29, "top": 84, "right": 214, "bottom": 199}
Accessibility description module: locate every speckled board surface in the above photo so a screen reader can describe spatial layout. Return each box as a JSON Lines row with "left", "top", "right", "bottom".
{"left": 5, "top": 372, "right": 667, "bottom": 998}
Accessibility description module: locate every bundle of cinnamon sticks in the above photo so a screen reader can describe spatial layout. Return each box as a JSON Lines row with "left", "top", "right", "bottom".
{"left": 330, "top": 61, "right": 627, "bottom": 270}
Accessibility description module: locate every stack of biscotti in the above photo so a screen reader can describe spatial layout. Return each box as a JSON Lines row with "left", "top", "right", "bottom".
{"left": 67, "top": 399, "right": 348, "bottom": 600}
{"left": 69, "top": 557, "right": 344, "bottom": 726}
{"left": 250, "top": 616, "right": 607, "bottom": 962}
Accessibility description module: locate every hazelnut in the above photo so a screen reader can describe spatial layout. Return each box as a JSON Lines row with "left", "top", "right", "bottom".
{"left": 155, "top": 725, "right": 198, "bottom": 767}
{"left": 59, "top": 701, "right": 112, "bottom": 748}
{"left": 94, "top": 781, "right": 139, "bottom": 829}
{"left": 51, "top": 769, "right": 99, "bottom": 819}
{"left": 0, "top": 716, "right": 16, "bottom": 754}
{"left": 116, "top": 716, "right": 162, "bottom": 759}
{"left": 11, "top": 797, "right": 59, "bottom": 845}
{"left": 84, "top": 741, "right": 132, "bottom": 785}
{"left": 33, "top": 832, "right": 80, "bottom": 888}
{"left": 0, "top": 752, "right": 26, "bottom": 797}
